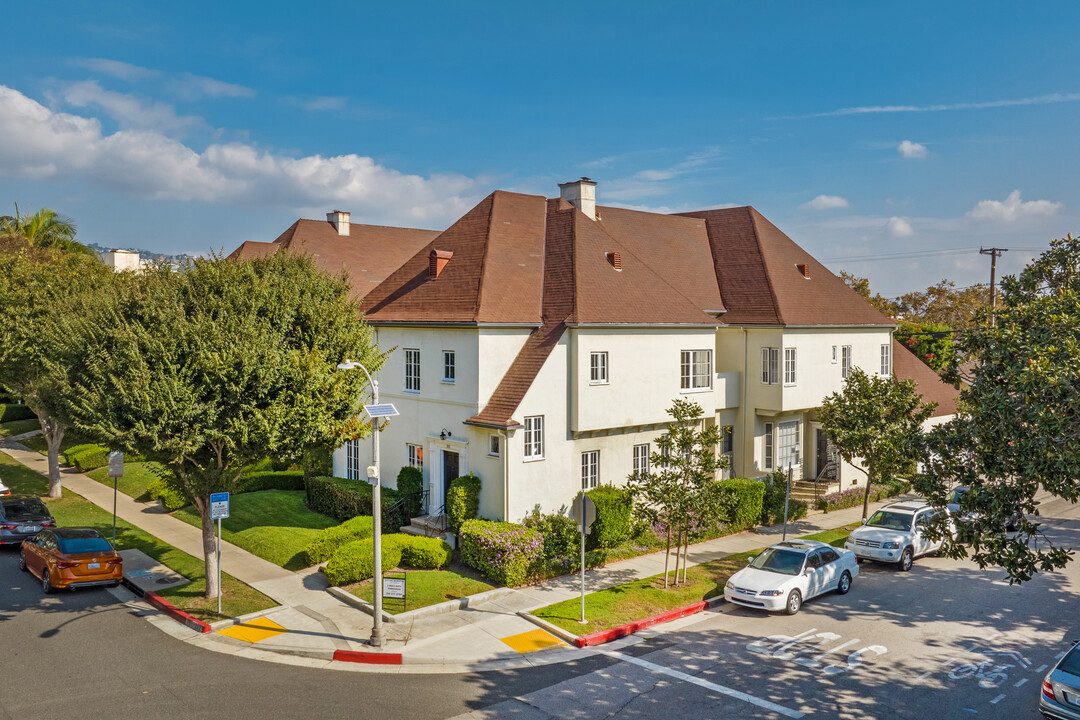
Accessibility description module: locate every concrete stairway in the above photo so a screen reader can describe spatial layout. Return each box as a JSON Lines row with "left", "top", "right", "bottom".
{"left": 400, "top": 514, "right": 448, "bottom": 538}
{"left": 789, "top": 479, "right": 838, "bottom": 505}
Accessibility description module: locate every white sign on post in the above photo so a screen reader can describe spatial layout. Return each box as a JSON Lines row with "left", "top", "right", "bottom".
{"left": 108, "top": 451, "right": 124, "bottom": 478}
{"left": 210, "top": 492, "right": 230, "bottom": 520}
{"left": 383, "top": 577, "right": 406, "bottom": 599}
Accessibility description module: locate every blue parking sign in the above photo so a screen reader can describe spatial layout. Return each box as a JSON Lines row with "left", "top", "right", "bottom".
{"left": 210, "top": 492, "right": 230, "bottom": 520}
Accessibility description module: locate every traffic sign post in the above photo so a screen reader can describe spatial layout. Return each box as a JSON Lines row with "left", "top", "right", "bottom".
{"left": 572, "top": 492, "right": 597, "bottom": 624}
{"left": 210, "top": 492, "right": 230, "bottom": 614}
{"left": 108, "top": 451, "right": 123, "bottom": 547}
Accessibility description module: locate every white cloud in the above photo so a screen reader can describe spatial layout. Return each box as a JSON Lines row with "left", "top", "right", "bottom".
{"left": 788, "top": 92, "right": 1080, "bottom": 119}
{"left": 800, "top": 194, "right": 850, "bottom": 210}
{"left": 887, "top": 217, "right": 914, "bottom": 237}
{"left": 967, "top": 189, "right": 1063, "bottom": 222}
{"left": 62, "top": 80, "right": 204, "bottom": 135}
{"left": 170, "top": 74, "right": 255, "bottom": 100}
{"left": 897, "top": 140, "right": 927, "bottom": 159}
{"left": 75, "top": 58, "right": 160, "bottom": 82}
{"left": 287, "top": 96, "right": 348, "bottom": 111}
{"left": 0, "top": 84, "right": 480, "bottom": 224}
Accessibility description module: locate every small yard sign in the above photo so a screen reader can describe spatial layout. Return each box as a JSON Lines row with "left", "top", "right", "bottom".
{"left": 108, "top": 451, "right": 124, "bottom": 478}
{"left": 383, "top": 576, "right": 406, "bottom": 599}
{"left": 210, "top": 492, "right": 230, "bottom": 520}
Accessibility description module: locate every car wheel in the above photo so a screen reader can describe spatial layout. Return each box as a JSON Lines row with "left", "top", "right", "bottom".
{"left": 42, "top": 568, "right": 54, "bottom": 594}
{"left": 855, "top": 557, "right": 863, "bottom": 564}
{"left": 110, "top": 580, "right": 121, "bottom": 588}
{"left": 898, "top": 547, "right": 913, "bottom": 572}
{"left": 836, "top": 571, "right": 852, "bottom": 595}
{"left": 785, "top": 589, "right": 802, "bottom": 615}
{"left": 18, "top": 549, "right": 28, "bottom": 572}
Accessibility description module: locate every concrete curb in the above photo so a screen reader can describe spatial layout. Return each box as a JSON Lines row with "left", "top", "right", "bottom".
{"left": 517, "top": 611, "right": 583, "bottom": 646}
{"left": 326, "top": 585, "right": 516, "bottom": 624}
{"left": 208, "top": 605, "right": 289, "bottom": 632}
{"left": 122, "top": 575, "right": 211, "bottom": 634}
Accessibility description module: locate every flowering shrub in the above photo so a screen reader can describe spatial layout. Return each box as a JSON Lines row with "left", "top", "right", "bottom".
{"left": 816, "top": 483, "right": 910, "bottom": 512}
{"left": 459, "top": 519, "right": 542, "bottom": 586}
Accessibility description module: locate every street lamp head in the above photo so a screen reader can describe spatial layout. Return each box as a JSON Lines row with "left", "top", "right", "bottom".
{"left": 337, "top": 360, "right": 359, "bottom": 370}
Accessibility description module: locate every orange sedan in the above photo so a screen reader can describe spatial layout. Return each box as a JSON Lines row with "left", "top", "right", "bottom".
{"left": 20, "top": 527, "right": 123, "bottom": 594}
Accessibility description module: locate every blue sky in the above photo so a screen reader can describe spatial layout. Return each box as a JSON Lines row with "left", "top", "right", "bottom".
{"left": 2, "top": 1, "right": 1077, "bottom": 296}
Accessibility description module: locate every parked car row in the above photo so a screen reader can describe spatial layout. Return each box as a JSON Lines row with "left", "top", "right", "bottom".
{"left": 2, "top": 494, "right": 123, "bottom": 593}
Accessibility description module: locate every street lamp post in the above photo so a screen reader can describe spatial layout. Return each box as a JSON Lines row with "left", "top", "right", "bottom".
{"left": 337, "top": 360, "right": 385, "bottom": 648}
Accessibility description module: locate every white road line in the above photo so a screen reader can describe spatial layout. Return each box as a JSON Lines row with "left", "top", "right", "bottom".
{"left": 917, "top": 671, "right": 934, "bottom": 681}
{"left": 598, "top": 649, "right": 805, "bottom": 719}
{"left": 1035, "top": 664, "right": 1049, "bottom": 673}
{"left": 1014, "top": 678, "right": 1028, "bottom": 688}
{"left": 966, "top": 644, "right": 979, "bottom": 653}
{"left": 989, "top": 694, "right": 1006, "bottom": 704}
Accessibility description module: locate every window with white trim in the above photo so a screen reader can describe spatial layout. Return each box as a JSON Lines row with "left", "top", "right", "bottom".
{"left": 841, "top": 345, "right": 852, "bottom": 379}
{"left": 680, "top": 349, "right": 712, "bottom": 390}
{"left": 581, "top": 450, "right": 599, "bottom": 489}
{"left": 880, "top": 344, "right": 891, "bottom": 376}
{"left": 443, "top": 351, "right": 455, "bottom": 383}
{"left": 783, "top": 347, "right": 797, "bottom": 386}
{"left": 488, "top": 434, "right": 500, "bottom": 458}
{"left": 590, "top": 351, "right": 608, "bottom": 384}
{"left": 404, "top": 349, "right": 421, "bottom": 392}
{"left": 346, "top": 439, "right": 361, "bottom": 480}
{"left": 633, "top": 443, "right": 650, "bottom": 477}
{"left": 761, "top": 347, "right": 780, "bottom": 385}
{"left": 523, "top": 416, "right": 544, "bottom": 459}
{"left": 763, "top": 422, "right": 774, "bottom": 471}
{"left": 831, "top": 346, "right": 838, "bottom": 364}
{"left": 777, "top": 420, "right": 800, "bottom": 470}
{"left": 721, "top": 425, "right": 734, "bottom": 479}
{"left": 407, "top": 443, "right": 423, "bottom": 471}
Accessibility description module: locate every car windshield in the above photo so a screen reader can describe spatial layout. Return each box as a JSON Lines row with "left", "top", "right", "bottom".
{"left": 948, "top": 488, "right": 968, "bottom": 504}
{"left": 3, "top": 499, "right": 49, "bottom": 521}
{"left": 1059, "top": 645, "right": 1080, "bottom": 677}
{"left": 58, "top": 536, "right": 113, "bottom": 554}
{"left": 749, "top": 547, "right": 805, "bottom": 575}
{"left": 865, "top": 510, "right": 914, "bottom": 531}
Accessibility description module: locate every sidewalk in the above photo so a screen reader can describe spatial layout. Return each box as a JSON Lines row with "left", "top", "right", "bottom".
{"left": 1, "top": 438, "right": 895, "bottom": 673}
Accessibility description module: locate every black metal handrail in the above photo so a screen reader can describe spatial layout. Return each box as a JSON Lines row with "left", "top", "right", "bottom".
{"left": 814, "top": 461, "right": 839, "bottom": 504}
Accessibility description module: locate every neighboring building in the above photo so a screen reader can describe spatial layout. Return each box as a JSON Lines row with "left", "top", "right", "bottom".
{"left": 101, "top": 249, "right": 144, "bottom": 272}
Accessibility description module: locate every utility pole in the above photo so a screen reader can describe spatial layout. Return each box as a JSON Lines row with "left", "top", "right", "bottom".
{"left": 980, "top": 247, "right": 1008, "bottom": 326}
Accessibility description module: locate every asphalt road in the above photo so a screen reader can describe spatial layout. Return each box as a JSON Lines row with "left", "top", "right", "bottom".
{"left": 0, "top": 545, "right": 608, "bottom": 720}
{"left": 458, "top": 495, "right": 1080, "bottom": 720}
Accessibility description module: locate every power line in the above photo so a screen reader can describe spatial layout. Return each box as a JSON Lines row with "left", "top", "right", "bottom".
{"left": 822, "top": 247, "right": 980, "bottom": 263}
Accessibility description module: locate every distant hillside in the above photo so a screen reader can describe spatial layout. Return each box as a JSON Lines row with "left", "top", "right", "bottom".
{"left": 85, "top": 242, "right": 198, "bottom": 264}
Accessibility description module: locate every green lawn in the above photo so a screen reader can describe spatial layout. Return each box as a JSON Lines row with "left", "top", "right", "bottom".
{"left": 86, "top": 461, "right": 164, "bottom": 502}
{"left": 0, "top": 419, "right": 40, "bottom": 437}
{"left": 0, "top": 451, "right": 275, "bottom": 621}
{"left": 172, "top": 490, "right": 337, "bottom": 571}
{"left": 17, "top": 430, "right": 95, "bottom": 458}
{"left": 348, "top": 569, "right": 494, "bottom": 614}
{"left": 533, "top": 524, "right": 860, "bottom": 636}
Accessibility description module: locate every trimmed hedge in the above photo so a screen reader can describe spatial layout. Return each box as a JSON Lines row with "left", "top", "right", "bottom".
{"left": 446, "top": 473, "right": 481, "bottom": 533}
{"left": 816, "top": 479, "right": 911, "bottom": 512}
{"left": 459, "top": 519, "right": 542, "bottom": 586}
{"left": 238, "top": 470, "right": 304, "bottom": 493}
{"left": 148, "top": 477, "right": 186, "bottom": 511}
{"left": 718, "top": 477, "right": 767, "bottom": 532}
{"left": 306, "top": 475, "right": 399, "bottom": 525}
{"left": 396, "top": 466, "right": 423, "bottom": 519}
{"left": 304, "top": 515, "right": 375, "bottom": 565}
{"left": 68, "top": 445, "right": 110, "bottom": 473}
{"left": 0, "top": 404, "right": 35, "bottom": 423}
{"left": 323, "top": 533, "right": 452, "bottom": 585}
{"left": 586, "top": 485, "right": 633, "bottom": 550}
{"left": 760, "top": 472, "right": 809, "bottom": 526}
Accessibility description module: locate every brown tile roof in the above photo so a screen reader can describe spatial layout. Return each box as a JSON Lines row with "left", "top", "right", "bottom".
{"left": 227, "top": 218, "right": 439, "bottom": 300}
{"left": 678, "top": 207, "right": 895, "bottom": 327}
{"left": 466, "top": 321, "right": 565, "bottom": 428}
{"left": 891, "top": 339, "right": 959, "bottom": 417}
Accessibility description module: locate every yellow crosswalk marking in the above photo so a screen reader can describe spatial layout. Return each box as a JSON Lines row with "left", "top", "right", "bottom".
{"left": 217, "top": 617, "right": 288, "bottom": 643}
{"left": 500, "top": 628, "right": 565, "bottom": 653}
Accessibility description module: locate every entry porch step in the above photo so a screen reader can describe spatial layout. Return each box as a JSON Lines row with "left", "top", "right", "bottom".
{"left": 399, "top": 514, "right": 448, "bottom": 538}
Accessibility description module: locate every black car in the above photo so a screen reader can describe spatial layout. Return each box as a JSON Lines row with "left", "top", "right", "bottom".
{"left": 947, "top": 486, "right": 1023, "bottom": 534}
{"left": 0, "top": 496, "right": 56, "bottom": 545}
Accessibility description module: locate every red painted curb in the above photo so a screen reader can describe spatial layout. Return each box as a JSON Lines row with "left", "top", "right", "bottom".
{"left": 142, "top": 590, "right": 213, "bottom": 634}
{"left": 333, "top": 649, "right": 403, "bottom": 665}
{"left": 575, "top": 600, "right": 709, "bottom": 647}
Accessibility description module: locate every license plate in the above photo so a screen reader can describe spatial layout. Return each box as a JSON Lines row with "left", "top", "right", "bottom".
{"left": 87, "top": 562, "right": 100, "bottom": 570}
{"left": 1063, "top": 690, "right": 1079, "bottom": 707}
{"left": 23, "top": 526, "right": 40, "bottom": 533}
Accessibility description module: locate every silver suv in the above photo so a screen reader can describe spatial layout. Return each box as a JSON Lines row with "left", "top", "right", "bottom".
{"left": 843, "top": 501, "right": 952, "bottom": 571}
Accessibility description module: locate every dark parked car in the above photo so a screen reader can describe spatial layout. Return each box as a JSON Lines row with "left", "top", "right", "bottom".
{"left": 1041, "top": 640, "right": 1080, "bottom": 720}
{"left": 947, "top": 486, "right": 1023, "bottom": 535}
{"left": 0, "top": 496, "right": 55, "bottom": 545}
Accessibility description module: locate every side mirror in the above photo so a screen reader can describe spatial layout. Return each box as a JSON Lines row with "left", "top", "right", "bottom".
{"left": 746, "top": 556, "right": 755, "bottom": 564}
{"left": 861, "top": 519, "right": 868, "bottom": 525}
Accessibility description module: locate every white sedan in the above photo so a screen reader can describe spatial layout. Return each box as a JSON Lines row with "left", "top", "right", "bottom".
{"left": 724, "top": 539, "right": 860, "bottom": 615}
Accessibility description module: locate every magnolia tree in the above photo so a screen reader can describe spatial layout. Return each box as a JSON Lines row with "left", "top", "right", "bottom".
{"left": 59, "top": 253, "right": 379, "bottom": 598}
{"left": 916, "top": 234, "right": 1080, "bottom": 583}
{"left": 819, "top": 368, "right": 936, "bottom": 520}
{"left": 626, "top": 398, "right": 727, "bottom": 588}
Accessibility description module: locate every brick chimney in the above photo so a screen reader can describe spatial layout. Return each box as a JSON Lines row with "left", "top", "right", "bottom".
{"left": 559, "top": 177, "right": 597, "bottom": 220}
{"left": 327, "top": 210, "right": 350, "bottom": 236}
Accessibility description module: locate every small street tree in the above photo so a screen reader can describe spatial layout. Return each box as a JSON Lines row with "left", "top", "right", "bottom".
{"left": 627, "top": 398, "right": 726, "bottom": 588}
{"left": 916, "top": 234, "right": 1080, "bottom": 582}
{"left": 59, "top": 253, "right": 378, "bottom": 599}
{"left": 0, "top": 240, "right": 112, "bottom": 496}
{"left": 819, "top": 367, "right": 936, "bottom": 520}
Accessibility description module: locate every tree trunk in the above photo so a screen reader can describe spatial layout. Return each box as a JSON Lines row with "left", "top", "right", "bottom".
{"left": 663, "top": 523, "right": 672, "bottom": 589}
{"left": 673, "top": 527, "right": 683, "bottom": 586}
{"left": 194, "top": 497, "right": 220, "bottom": 600}
{"left": 861, "top": 462, "right": 875, "bottom": 520}
{"left": 39, "top": 414, "right": 64, "bottom": 498}
{"left": 682, "top": 532, "right": 690, "bottom": 585}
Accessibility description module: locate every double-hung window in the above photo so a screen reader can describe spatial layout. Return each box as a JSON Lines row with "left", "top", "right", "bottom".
{"left": 404, "top": 349, "right": 421, "bottom": 392}
{"left": 841, "top": 345, "right": 852, "bottom": 379}
{"left": 590, "top": 351, "right": 608, "bottom": 384}
{"left": 443, "top": 351, "right": 455, "bottom": 383}
{"left": 761, "top": 347, "right": 780, "bottom": 385}
{"left": 680, "top": 350, "right": 712, "bottom": 390}
{"left": 763, "top": 422, "right": 774, "bottom": 470}
{"left": 346, "top": 439, "right": 361, "bottom": 480}
{"left": 632, "top": 443, "right": 650, "bottom": 477}
{"left": 880, "top": 344, "right": 891, "bottom": 376}
{"left": 523, "top": 416, "right": 544, "bottom": 460}
{"left": 407, "top": 443, "right": 423, "bottom": 471}
{"left": 721, "top": 426, "right": 734, "bottom": 478}
{"left": 581, "top": 450, "right": 599, "bottom": 489}
{"left": 783, "top": 348, "right": 797, "bottom": 386}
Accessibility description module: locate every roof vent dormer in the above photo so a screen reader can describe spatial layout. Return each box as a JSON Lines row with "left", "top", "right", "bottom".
{"left": 559, "top": 177, "right": 597, "bottom": 220}
{"left": 797, "top": 263, "right": 811, "bottom": 279}
{"left": 606, "top": 251, "right": 622, "bottom": 270}
{"left": 429, "top": 249, "right": 453, "bottom": 279}
{"left": 327, "top": 210, "right": 350, "bottom": 236}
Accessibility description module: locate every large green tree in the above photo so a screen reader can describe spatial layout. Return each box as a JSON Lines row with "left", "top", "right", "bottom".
{"left": 0, "top": 241, "right": 112, "bottom": 496}
{"left": 627, "top": 398, "right": 726, "bottom": 588}
{"left": 59, "top": 253, "right": 379, "bottom": 598}
{"left": 916, "top": 234, "right": 1080, "bottom": 582}
{"left": 819, "top": 368, "right": 936, "bottom": 520}
{"left": 0, "top": 204, "right": 95, "bottom": 258}
{"left": 840, "top": 272, "right": 989, "bottom": 331}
